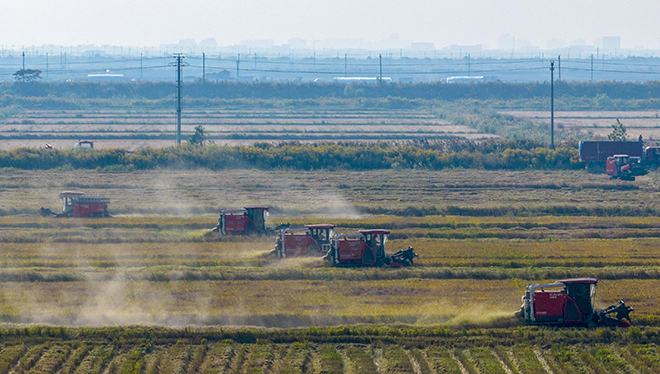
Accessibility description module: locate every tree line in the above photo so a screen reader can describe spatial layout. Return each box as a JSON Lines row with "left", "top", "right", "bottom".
{"left": 4, "top": 80, "right": 660, "bottom": 102}
{"left": 0, "top": 140, "right": 581, "bottom": 171}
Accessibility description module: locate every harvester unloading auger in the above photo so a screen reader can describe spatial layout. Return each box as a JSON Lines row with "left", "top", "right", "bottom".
{"left": 518, "top": 278, "right": 634, "bottom": 327}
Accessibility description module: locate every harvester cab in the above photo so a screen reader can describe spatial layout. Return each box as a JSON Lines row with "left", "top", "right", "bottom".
{"left": 306, "top": 224, "right": 335, "bottom": 253}
{"left": 40, "top": 191, "right": 110, "bottom": 218}
{"left": 519, "top": 278, "right": 633, "bottom": 327}
{"left": 273, "top": 224, "right": 335, "bottom": 258}
{"left": 214, "top": 206, "right": 269, "bottom": 235}
{"left": 327, "top": 229, "right": 390, "bottom": 267}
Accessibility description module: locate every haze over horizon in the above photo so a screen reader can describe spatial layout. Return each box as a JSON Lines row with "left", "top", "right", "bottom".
{"left": 2, "top": 0, "right": 659, "bottom": 50}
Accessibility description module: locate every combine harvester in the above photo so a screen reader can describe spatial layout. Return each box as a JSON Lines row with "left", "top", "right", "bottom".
{"left": 40, "top": 191, "right": 110, "bottom": 218}
{"left": 213, "top": 205, "right": 418, "bottom": 267}
{"left": 606, "top": 154, "right": 646, "bottom": 181}
{"left": 519, "top": 278, "right": 634, "bottom": 327}
{"left": 273, "top": 224, "right": 335, "bottom": 257}
{"left": 273, "top": 225, "right": 417, "bottom": 267}
{"left": 324, "top": 229, "right": 418, "bottom": 267}
{"left": 212, "top": 206, "right": 270, "bottom": 235}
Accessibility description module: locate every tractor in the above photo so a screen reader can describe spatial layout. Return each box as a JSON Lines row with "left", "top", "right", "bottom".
{"left": 606, "top": 154, "right": 646, "bottom": 181}
{"left": 273, "top": 224, "right": 335, "bottom": 258}
{"left": 40, "top": 191, "right": 110, "bottom": 218}
{"left": 212, "top": 206, "right": 270, "bottom": 235}
{"left": 519, "top": 278, "right": 633, "bottom": 327}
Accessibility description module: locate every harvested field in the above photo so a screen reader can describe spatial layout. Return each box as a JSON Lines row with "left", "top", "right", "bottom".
{"left": 0, "top": 108, "right": 496, "bottom": 150}
{"left": 500, "top": 110, "right": 660, "bottom": 140}
{"left": 0, "top": 167, "right": 657, "bottom": 360}
{"left": 1, "top": 168, "right": 660, "bottom": 217}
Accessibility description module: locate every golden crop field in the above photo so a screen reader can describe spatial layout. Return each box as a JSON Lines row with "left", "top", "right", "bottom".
{"left": 1, "top": 167, "right": 659, "bottom": 373}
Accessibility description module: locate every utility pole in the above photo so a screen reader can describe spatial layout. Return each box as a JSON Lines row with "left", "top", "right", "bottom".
{"left": 344, "top": 53, "right": 347, "bottom": 77}
{"left": 558, "top": 55, "right": 561, "bottom": 81}
{"left": 236, "top": 54, "right": 240, "bottom": 81}
{"left": 590, "top": 54, "right": 594, "bottom": 82}
{"left": 202, "top": 52, "right": 206, "bottom": 82}
{"left": 550, "top": 61, "right": 555, "bottom": 149}
{"left": 169, "top": 54, "right": 187, "bottom": 145}
{"left": 140, "top": 53, "right": 143, "bottom": 80}
{"left": 379, "top": 54, "right": 382, "bottom": 82}
{"left": 22, "top": 52, "right": 25, "bottom": 82}
{"left": 468, "top": 53, "right": 471, "bottom": 76}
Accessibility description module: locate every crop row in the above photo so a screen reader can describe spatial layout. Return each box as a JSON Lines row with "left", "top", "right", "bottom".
{"left": 0, "top": 278, "right": 656, "bottom": 327}
{"left": 7, "top": 214, "right": 660, "bottom": 243}
{"left": 8, "top": 214, "right": 660, "bottom": 233}
{"left": 3, "top": 239, "right": 660, "bottom": 270}
{"left": 0, "top": 338, "right": 658, "bottom": 374}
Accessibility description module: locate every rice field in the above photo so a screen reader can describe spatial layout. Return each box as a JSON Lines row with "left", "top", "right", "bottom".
{"left": 1, "top": 167, "right": 659, "bottom": 371}
{"left": 0, "top": 327, "right": 658, "bottom": 374}
{"left": 2, "top": 168, "right": 660, "bottom": 218}
{"left": 500, "top": 110, "right": 660, "bottom": 140}
{"left": 0, "top": 108, "right": 495, "bottom": 151}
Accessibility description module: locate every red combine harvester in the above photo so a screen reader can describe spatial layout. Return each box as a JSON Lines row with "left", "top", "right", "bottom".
{"left": 213, "top": 206, "right": 270, "bottom": 235}
{"left": 327, "top": 229, "right": 389, "bottom": 266}
{"left": 273, "top": 224, "right": 335, "bottom": 258}
{"left": 325, "top": 229, "right": 418, "bottom": 267}
{"left": 519, "top": 278, "right": 633, "bottom": 327}
{"left": 40, "top": 191, "right": 110, "bottom": 218}
{"left": 324, "top": 229, "right": 418, "bottom": 267}
{"left": 606, "top": 154, "right": 646, "bottom": 181}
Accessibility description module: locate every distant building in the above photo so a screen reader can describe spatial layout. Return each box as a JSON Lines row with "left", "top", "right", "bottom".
{"left": 498, "top": 34, "right": 515, "bottom": 50}
{"left": 411, "top": 42, "right": 435, "bottom": 51}
{"left": 87, "top": 70, "right": 125, "bottom": 82}
{"left": 445, "top": 44, "right": 483, "bottom": 56}
{"left": 199, "top": 38, "right": 218, "bottom": 49}
{"left": 603, "top": 36, "right": 621, "bottom": 50}
{"left": 333, "top": 77, "right": 392, "bottom": 83}
{"left": 239, "top": 40, "right": 275, "bottom": 49}
{"left": 207, "top": 70, "right": 232, "bottom": 81}
{"left": 446, "top": 76, "right": 484, "bottom": 83}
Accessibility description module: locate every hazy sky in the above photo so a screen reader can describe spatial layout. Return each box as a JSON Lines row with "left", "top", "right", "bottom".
{"left": 2, "top": 0, "right": 659, "bottom": 49}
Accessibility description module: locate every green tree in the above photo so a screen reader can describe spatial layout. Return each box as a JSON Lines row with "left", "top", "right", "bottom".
{"left": 12, "top": 69, "right": 42, "bottom": 82}
{"left": 188, "top": 125, "right": 209, "bottom": 146}
{"left": 607, "top": 119, "right": 628, "bottom": 141}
